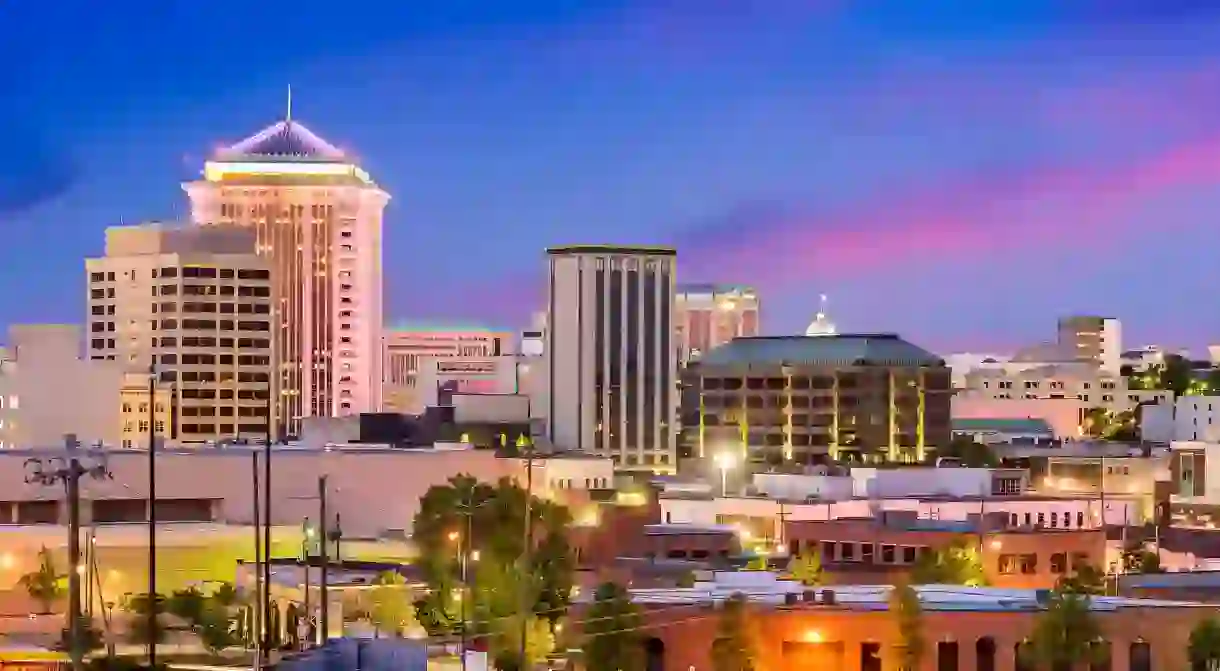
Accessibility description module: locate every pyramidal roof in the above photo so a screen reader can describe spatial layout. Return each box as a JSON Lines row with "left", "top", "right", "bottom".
{"left": 212, "top": 119, "right": 347, "bottom": 162}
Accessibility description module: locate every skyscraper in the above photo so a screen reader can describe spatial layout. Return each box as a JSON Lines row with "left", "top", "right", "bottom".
{"left": 1057, "top": 315, "right": 1122, "bottom": 374}
{"left": 674, "top": 284, "right": 760, "bottom": 363}
{"left": 85, "top": 223, "right": 273, "bottom": 444}
{"left": 547, "top": 246, "right": 676, "bottom": 472}
{"left": 183, "top": 115, "right": 390, "bottom": 436}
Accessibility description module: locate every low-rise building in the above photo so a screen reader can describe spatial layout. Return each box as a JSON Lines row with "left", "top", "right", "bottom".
{"left": 951, "top": 417, "right": 1055, "bottom": 445}
{"left": 576, "top": 572, "right": 1211, "bottom": 671}
{"left": 960, "top": 362, "right": 1171, "bottom": 417}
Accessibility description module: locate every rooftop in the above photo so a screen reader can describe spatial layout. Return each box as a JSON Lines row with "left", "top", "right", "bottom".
{"left": 952, "top": 418, "right": 1054, "bottom": 435}
{"left": 385, "top": 319, "right": 509, "bottom": 334}
{"left": 676, "top": 283, "right": 756, "bottom": 296}
{"left": 620, "top": 573, "right": 1206, "bottom": 611}
{"left": 546, "top": 244, "right": 676, "bottom": 257}
{"left": 212, "top": 119, "right": 347, "bottom": 162}
{"left": 697, "top": 334, "right": 944, "bottom": 368}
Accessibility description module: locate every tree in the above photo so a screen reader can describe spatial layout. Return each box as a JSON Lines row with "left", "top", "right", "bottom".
{"left": 787, "top": 549, "right": 822, "bottom": 586}
{"left": 582, "top": 582, "right": 644, "bottom": 671}
{"left": 166, "top": 587, "right": 206, "bottom": 625}
{"left": 1189, "top": 618, "right": 1220, "bottom": 671}
{"left": 676, "top": 571, "right": 696, "bottom": 588}
{"left": 19, "top": 546, "right": 64, "bottom": 614}
{"left": 711, "top": 592, "right": 758, "bottom": 671}
{"left": 744, "top": 556, "right": 769, "bottom": 571}
{"left": 1056, "top": 563, "right": 1106, "bottom": 596}
{"left": 123, "top": 593, "right": 168, "bottom": 646}
{"left": 209, "top": 582, "right": 240, "bottom": 608}
{"left": 910, "top": 540, "right": 986, "bottom": 586}
{"left": 889, "top": 583, "right": 925, "bottom": 671}
{"left": 939, "top": 436, "right": 998, "bottom": 467}
{"left": 196, "top": 603, "right": 238, "bottom": 657}
{"left": 412, "top": 475, "right": 574, "bottom": 637}
{"left": 1027, "top": 588, "right": 1103, "bottom": 671}
{"left": 1121, "top": 541, "right": 1163, "bottom": 574}
{"left": 492, "top": 615, "right": 554, "bottom": 671}
{"left": 367, "top": 571, "right": 414, "bottom": 637}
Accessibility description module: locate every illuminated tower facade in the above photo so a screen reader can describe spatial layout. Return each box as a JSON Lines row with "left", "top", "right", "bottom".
{"left": 675, "top": 284, "right": 760, "bottom": 365}
{"left": 183, "top": 116, "right": 389, "bottom": 435}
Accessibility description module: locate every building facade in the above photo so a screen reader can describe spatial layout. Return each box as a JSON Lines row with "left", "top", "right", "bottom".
{"left": 674, "top": 284, "right": 760, "bottom": 364}
{"left": 1058, "top": 314, "right": 1122, "bottom": 373}
{"left": 183, "top": 118, "right": 390, "bottom": 432}
{"left": 118, "top": 370, "right": 174, "bottom": 449}
{"left": 547, "top": 246, "right": 677, "bottom": 472}
{"left": 959, "top": 363, "right": 1170, "bottom": 417}
{"left": 86, "top": 224, "right": 274, "bottom": 443}
{"left": 382, "top": 323, "right": 513, "bottom": 414}
{"left": 684, "top": 334, "right": 952, "bottom": 465}
{"left": 0, "top": 325, "right": 128, "bottom": 448}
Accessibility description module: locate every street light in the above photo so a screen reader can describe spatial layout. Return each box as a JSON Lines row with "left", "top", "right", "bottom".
{"left": 715, "top": 453, "right": 735, "bottom": 497}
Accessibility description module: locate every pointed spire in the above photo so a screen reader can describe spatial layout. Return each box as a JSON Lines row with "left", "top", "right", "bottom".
{"left": 285, "top": 85, "right": 293, "bottom": 123}
{"left": 806, "top": 293, "right": 837, "bottom": 337}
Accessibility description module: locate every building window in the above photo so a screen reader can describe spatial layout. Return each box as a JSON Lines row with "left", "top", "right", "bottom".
{"left": 1019, "top": 553, "right": 1038, "bottom": 574}
{"left": 1050, "top": 552, "right": 1067, "bottom": 574}
{"left": 998, "top": 554, "right": 1017, "bottom": 574}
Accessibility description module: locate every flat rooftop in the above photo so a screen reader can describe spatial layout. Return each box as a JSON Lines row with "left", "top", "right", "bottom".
{"left": 621, "top": 574, "right": 1207, "bottom": 612}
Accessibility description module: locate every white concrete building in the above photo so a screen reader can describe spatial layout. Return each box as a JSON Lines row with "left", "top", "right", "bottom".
{"left": 382, "top": 323, "right": 514, "bottom": 414}
{"left": 1143, "top": 396, "right": 1220, "bottom": 442}
{"left": 546, "top": 245, "right": 677, "bottom": 471}
{"left": 1057, "top": 315, "right": 1122, "bottom": 374}
{"left": 960, "top": 362, "right": 1170, "bottom": 415}
{"left": 0, "top": 325, "right": 127, "bottom": 448}
{"left": 414, "top": 355, "right": 521, "bottom": 407}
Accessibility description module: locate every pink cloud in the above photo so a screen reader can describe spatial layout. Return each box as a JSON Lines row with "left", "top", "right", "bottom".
{"left": 679, "top": 132, "right": 1220, "bottom": 286}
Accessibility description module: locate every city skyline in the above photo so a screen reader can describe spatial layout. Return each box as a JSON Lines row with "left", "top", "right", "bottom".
{"left": 6, "top": 1, "right": 1220, "bottom": 353}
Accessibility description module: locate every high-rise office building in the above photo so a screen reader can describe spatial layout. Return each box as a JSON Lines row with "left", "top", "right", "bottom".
{"left": 183, "top": 116, "right": 390, "bottom": 434}
{"left": 675, "top": 284, "right": 760, "bottom": 363}
{"left": 85, "top": 224, "right": 273, "bottom": 444}
{"left": 1057, "top": 315, "right": 1122, "bottom": 374}
{"left": 546, "top": 245, "right": 676, "bottom": 472}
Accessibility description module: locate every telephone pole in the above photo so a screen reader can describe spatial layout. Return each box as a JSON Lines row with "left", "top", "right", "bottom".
{"left": 146, "top": 359, "right": 159, "bottom": 668}
{"left": 318, "top": 476, "right": 329, "bottom": 645}
{"left": 25, "top": 440, "right": 112, "bottom": 671}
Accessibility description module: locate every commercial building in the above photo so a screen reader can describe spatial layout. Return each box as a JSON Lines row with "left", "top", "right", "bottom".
{"left": 183, "top": 116, "right": 390, "bottom": 431}
{"left": 586, "top": 573, "right": 1210, "bottom": 671}
{"left": 118, "top": 370, "right": 174, "bottom": 449}
{"left": 382, "top": 322, "right": 513, "bottom": 414}
{"left": 951, "top": 395, "right": 1086, "bottom": 439}
{"left": 86, "top": 224, "right": 274, "bottom": 443}
{"left": 1141, "top": 395, "right": 1220, "bottom": 442}
{"left": 674, "top": 284, "right": 760, "bottom": 364}
{"left": 0, "top": 325, "right": 128, "bottom": 448}
{"left": 1058, "top": 314, "right": 1122, "bottom": 373}
{"left": 546, "top": 245, "right": 677, "bottom": 472}
{"left": 684, "top": 334, "right": 952, "bottom": 465}
{"left": 958, "top": 363, "right": 1170, "bottom": 418}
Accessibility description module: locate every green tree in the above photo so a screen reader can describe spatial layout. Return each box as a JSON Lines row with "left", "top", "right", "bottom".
{"left": 1083, "top": 408, "right": 1112, "bottom": 438}
{"left": 711, "top": 593, "right": 758, "bottom": 671}
{"left": 889, "top": 582, "right": 925, "bottom": 671}
{"left": 1056, "top": 563, "right": 1106, "bottom": 596}
{"left": 209, "top": 582, "right": 240, "bottom": 607}
{"left": 166, "top": 587, "right": 206, "bottom": 625}
{"left": 123, "top": 592, "right": 168, "bottom": 646}
{"left": 412, "top": 475, "right": 574, "bottom": 636}
{"left": 196, "top": 602, "right": 238, "bottom": 657}
{"left": 744, "top": 556, "right": 769, "bottom": 571}
{"left": 1028, "top": 588, "right": 1104, "bottom": 671}
{"left": 1121, "top": 542, "right": 1163, "bottom": 574}
{"left": 367, "top": 571, "right": 414, "bottom": 637}
{"left": 492, "top": 616, "right": 554, "bottom": 671}
{"left": 18, "top": 546, "right": 64, "bottom": 614}
{"left": 911, "top": 540, "right": 986, "bottom": 586}
{"left": 787, "top": 549, "right": 822, "bottom": 586}
{"left": 582, "top": 582, "right": 644, "bottom": 671}
{"left": 939, "top": 435, "right": 999, "bottom": 467}
{"left": 676, "top": 571, "right": 696, "bottom": 588}
{"left": 1189, "top": 618, "right": 1220, "bottom": 671}
{"left": 57, "top": 625, "right": 103, "bottom": 654}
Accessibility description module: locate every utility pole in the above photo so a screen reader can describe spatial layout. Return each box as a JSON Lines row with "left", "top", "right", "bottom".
{"left": 318, "top": 476, "right": 329, "bottom": 645}
{"left": 146, "top": 360, "right": 158, "bottom": 669}
{"left": 262, "top": 393, "right": 273, "bottom": 660}
{"left": 248, "top": 451, "right": 261, "bottom": 671}
{"left": 519, "top": 441, "right": 534, "bottom": 669}
{"left": 25, "top": 439, "right": 111, "bottom": 671}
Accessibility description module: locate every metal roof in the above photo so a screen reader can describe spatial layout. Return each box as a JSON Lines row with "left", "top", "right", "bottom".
{"left": 697, "top": 334, "right": 944, "bottom": 367}
{"left": 213, "top": 119, "right": 347, "bottom": 162}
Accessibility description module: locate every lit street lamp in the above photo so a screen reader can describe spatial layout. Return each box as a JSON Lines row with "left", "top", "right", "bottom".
{"left": 715, "top": 453, "right": 736, "bottom": 497}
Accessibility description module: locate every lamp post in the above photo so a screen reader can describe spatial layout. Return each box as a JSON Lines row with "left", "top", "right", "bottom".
{"left": 715, "top": 453, "right": 735, "bottom": 497}
{"left": 25, "top": 440, "right": 112, "bottom": 671}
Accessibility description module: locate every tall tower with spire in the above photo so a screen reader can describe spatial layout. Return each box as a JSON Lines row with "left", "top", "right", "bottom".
{"left": 182, "top": 101, "right": 390, "bottom": 436}
{"left": 805, "top": 294, "right": 837, "bottom": 336}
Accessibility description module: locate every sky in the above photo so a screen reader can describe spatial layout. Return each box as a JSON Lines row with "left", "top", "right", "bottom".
{"left": 4, "top": 0, "right": 1220, "bottom": 355}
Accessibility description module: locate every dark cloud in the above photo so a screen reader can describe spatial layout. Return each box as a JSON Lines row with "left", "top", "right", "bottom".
{"left": 0, "top": 132, "right": 78, "bottom": 215}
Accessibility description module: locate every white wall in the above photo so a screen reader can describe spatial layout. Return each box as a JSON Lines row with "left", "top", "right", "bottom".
{"left": 1172, "top": 397, "right": 1220, "bottom": 442}
{"left": 851, "top": 467, "right": 995, "bottom": 498}
{"left": 750, "top": 473, "right": 854, "bottom": 501}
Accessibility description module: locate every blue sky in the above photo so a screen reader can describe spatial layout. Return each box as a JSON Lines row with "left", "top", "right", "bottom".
{"left": 4, "top": 0, "right": 1220, "bottom": 354}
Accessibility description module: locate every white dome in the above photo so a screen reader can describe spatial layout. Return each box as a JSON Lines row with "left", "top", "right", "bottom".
{"left": 805, "top": 294, "right": 837, "bottom": 337}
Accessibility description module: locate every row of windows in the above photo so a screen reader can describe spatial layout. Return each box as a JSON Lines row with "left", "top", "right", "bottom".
{"left": 996, "top": 551, "right": 1092, "bottom": 575}
{"left": 182, "top": 423, "right": 267, "bottom": 435}
{"left": 156, "top": 353, "right": 270, "bottom": 366}
{"left": 986, "top": 379, "right": 1117, "bottom": 390}
{"left": 703, "top": 375, "right": 949, "bottom": 391}
{"left": 151, "top": 284, "right": 270, "bottom": 297}
{"left": 180, "top": 406, "right": 266, "bottom": 417}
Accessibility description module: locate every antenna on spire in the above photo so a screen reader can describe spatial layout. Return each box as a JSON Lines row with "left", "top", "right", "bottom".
{"left": 285, "top": 85, "right": 293, "bottom": 123}
{"left": 818, "top": 294, "right": 828, "bottom": 318}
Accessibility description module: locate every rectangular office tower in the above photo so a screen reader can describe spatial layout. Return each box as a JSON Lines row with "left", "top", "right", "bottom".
{"left": 85, "top": 224, "right": 273, "bottom": 444}
{"left": 546, "top": 246, "right": 677, "bottom": 472}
